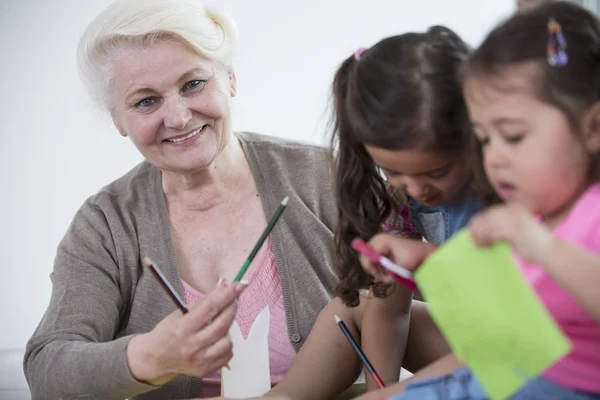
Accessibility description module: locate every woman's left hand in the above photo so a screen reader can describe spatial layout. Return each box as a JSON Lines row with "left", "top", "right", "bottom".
{"left": 468, "top": 203, "right": 554, "bottom": 264}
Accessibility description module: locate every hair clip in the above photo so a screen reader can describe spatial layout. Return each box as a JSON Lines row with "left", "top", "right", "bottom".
{"left": 354, "top": 47, "right": 368, "bottom": 61}
{"left": 547, "top": 17, "right": 568, "bottom": 67}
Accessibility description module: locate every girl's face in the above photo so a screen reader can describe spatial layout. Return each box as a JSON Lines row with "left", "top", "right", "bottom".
{"left": 365, "top": 145, "right": 471, "bottom": 207}
{"left": 465, "top": 73, "right": 592, "bottom": 222}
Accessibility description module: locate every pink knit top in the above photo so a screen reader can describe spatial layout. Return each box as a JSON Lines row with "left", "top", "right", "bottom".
{"left": 181, "top": 237, "right": 296, "bottom": 397}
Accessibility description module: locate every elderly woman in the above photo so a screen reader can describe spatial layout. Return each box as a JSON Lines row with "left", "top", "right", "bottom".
{"left": 25, "top": 1, "right": 451, "bottom": 399}
{"left": 24, "top": 0, "right": 338, "bottom": 399}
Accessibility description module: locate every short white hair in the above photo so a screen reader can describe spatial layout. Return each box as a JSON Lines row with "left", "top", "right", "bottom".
{"left": 76, "top": 0, "right": 237, "bottom": 110}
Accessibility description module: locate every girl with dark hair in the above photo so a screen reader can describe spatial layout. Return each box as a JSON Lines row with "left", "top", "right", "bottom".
{"left": 329, "top": 26, "right": 485, "bottom": 390}
{"left": 259, "top": 26, "right": 487, "bottom": 399}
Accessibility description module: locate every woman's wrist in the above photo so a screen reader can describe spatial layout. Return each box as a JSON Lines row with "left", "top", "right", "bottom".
{"left": 127, "top": 333, "right": 175, "bottom": 386}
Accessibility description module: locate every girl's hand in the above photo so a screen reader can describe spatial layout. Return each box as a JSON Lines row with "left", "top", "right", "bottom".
{"left": 469, "top": 203, "right": 554, "bottom": 264}
{"left": 359, "top": 234, "right": 437, "bottom": 284}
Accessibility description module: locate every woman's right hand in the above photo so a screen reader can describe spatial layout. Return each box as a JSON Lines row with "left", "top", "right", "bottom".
{"left": 359, "top": 234, "right": 437, "bottom": 284}
{"left": 127, "top": 281, "right": 247, "bottom": 386}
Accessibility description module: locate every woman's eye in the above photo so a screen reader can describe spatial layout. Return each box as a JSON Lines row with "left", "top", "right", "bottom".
{"left": 183, "top": 80, "right": 205, "bottom": 92}
{"left": 135, "top": 97, "right": 158, "bottom": 109}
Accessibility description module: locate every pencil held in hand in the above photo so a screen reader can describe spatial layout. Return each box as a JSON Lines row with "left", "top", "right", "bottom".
{"left": 233, "top": 196, "right": 289, "bottom": 282}
{"left": 351, "top": 238, "right": 417, "bottom": 291}
{"left": 143, "top": 256, "right": 189, "bottom": 314}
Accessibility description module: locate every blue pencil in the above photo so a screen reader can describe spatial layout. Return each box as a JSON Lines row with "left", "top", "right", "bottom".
{"left": 334, "top": 314, "right": 386, "bottom": 388}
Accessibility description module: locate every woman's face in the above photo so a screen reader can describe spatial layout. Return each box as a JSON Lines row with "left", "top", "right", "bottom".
{"left": 365, "top": 145, "right": 471, "bottom": 207}
{"left": 110, "top": 40, "right": 237, "bottom": 174}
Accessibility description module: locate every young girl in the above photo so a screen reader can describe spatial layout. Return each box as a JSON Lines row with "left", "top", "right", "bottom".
{"left": 263, "top": 27, "right": 487, "bottom": 399}
{"left": 358, "top": 2, "right": 600, "bottom": 399}
{"left": 330, "top": 26, "right": 486, "bottom": 389}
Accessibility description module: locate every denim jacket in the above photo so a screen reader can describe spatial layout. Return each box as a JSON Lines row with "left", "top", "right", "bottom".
{"left": 408, "top": 186, "right": 484, "bottom": 246}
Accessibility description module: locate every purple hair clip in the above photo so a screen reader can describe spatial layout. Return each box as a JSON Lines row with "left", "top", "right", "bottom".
{"left": 547, "top": 17, "right": 568, "bottom": 67}
{"left": 354, "top": 47, "right": 368, "bottom": 61}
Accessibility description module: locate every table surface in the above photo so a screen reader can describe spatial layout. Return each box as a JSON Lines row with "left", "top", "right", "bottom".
{"left": 199, "top": 383, "right": 366, "bottom": 400}
{"left": 5, "top": 383, "right": 368, "bottom": 400}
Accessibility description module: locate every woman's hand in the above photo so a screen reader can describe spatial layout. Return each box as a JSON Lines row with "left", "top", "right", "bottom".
{"left": 469, "top": 203, "right": 554, "bottom": 264}
{"left": 127, "top": 281, "right": 247, "bottom": 385}
{"left": 359, "top": 234, "right": 437, "bottom": 284}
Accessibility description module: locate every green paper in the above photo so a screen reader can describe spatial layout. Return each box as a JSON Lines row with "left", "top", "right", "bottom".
{"left": 414, "top": 229, "right": 571, "bottom": 400}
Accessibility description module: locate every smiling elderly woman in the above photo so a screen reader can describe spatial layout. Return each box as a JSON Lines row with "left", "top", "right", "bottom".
{"left": 23, "top": 0, "right": 338, "bottom": 399}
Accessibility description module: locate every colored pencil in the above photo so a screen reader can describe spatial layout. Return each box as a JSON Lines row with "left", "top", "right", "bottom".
{"left": 334, "top": 314, "right": 386, "bottom": 388}
{"left": 143, "top": 256, "right": 189, "bottom": 314}
{"left": 351, "top": 238, "right": 417, "bottom": 291}
{"left": 232, "top": 196, "right": 289, "bottom": 282}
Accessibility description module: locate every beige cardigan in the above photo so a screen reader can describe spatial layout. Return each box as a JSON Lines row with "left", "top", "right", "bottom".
{"left": 24, "top": 132, "right": 338, "bottom": 400}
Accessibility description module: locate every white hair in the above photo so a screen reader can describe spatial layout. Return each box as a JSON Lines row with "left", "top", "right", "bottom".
{"left": 76, "top": 0, "right": 237, "bottom": 110}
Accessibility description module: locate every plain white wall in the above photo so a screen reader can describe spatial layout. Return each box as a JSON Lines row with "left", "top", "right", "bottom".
{"left": 0, "top": 0, "right": 514, "bottom": 349}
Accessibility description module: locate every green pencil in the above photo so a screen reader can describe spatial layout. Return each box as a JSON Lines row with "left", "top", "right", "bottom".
{"left": 232, "top": 196, "right": 289, "bottom": 282}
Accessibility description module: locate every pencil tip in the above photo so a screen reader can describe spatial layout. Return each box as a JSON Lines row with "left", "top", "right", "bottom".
{"left": 141, "top": 256, "right": 154, "bottom": 268}
{"left": 334, "top": 314, "right": 341, "bottom": 323}
{"left": 281, "top": 196, "right": 289, "bottom": 206}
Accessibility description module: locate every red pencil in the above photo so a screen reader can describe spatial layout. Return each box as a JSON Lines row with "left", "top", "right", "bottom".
{"left": 351, "top": 238, "right": 417, "bottom": 291}
{"left": 143, "top": 257, "right": 189, "bottom": 314}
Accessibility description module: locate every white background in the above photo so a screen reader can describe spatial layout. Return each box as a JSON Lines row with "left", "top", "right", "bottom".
{"left": 0, "top": 0, "right": 514, "bottom": 349}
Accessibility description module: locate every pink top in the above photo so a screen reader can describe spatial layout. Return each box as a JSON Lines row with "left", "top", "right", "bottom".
{"left": 515, "top": 183, "right": 600, "bottom": 392}
{"left": 182, "top": 237, "right": 296, "bottom": 396}
{"left": 381, "top": 185, "right": 421, "bottom": 239}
